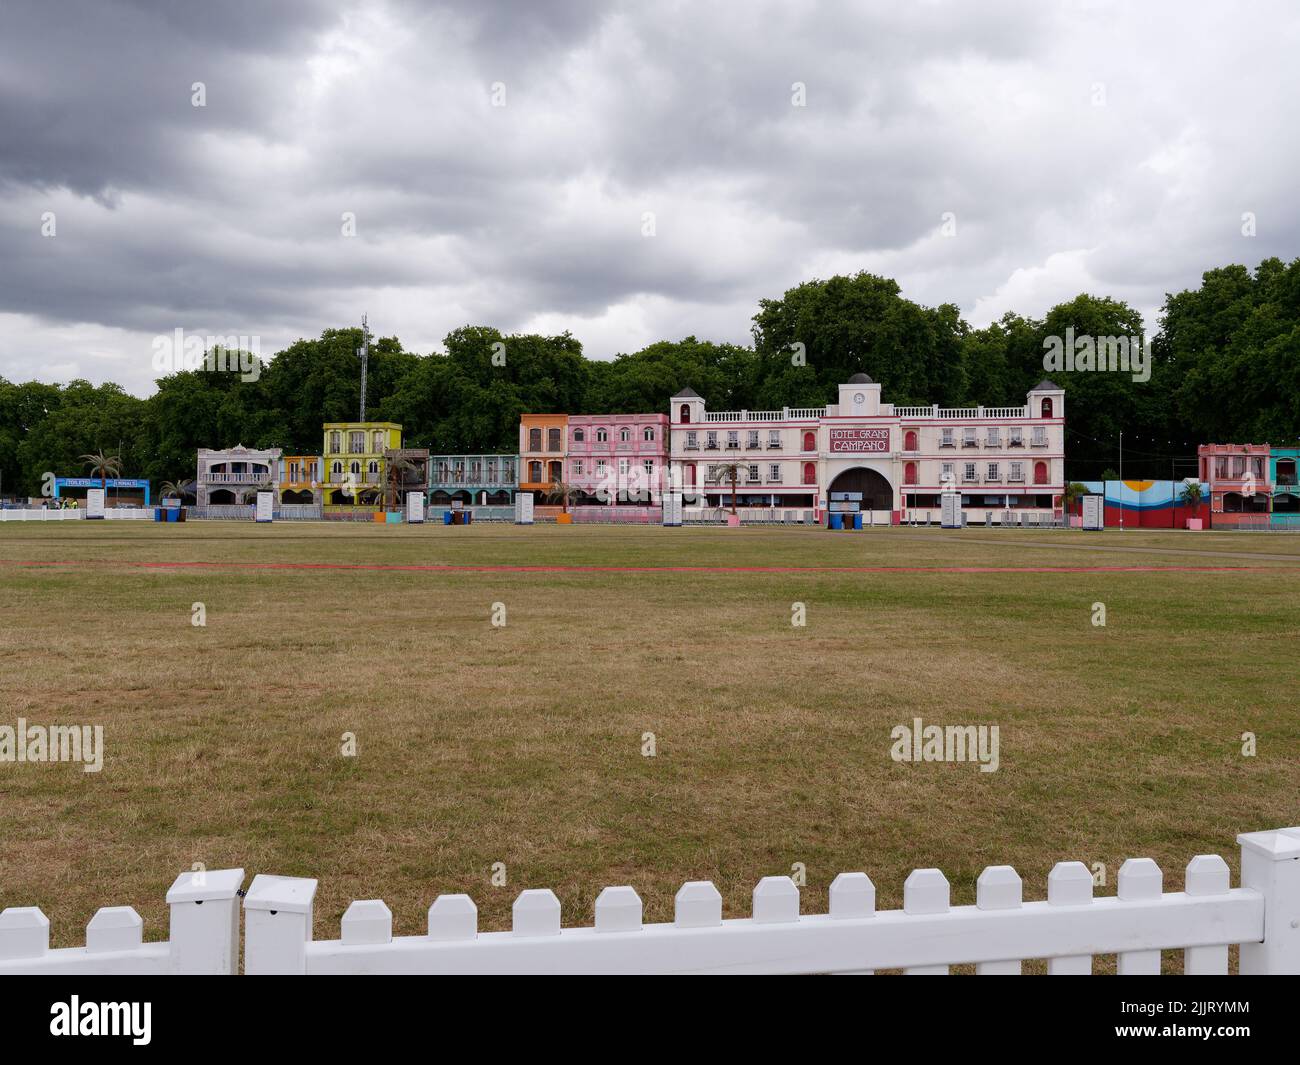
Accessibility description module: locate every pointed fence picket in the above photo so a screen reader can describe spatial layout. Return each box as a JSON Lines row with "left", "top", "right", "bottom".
{"left": 0, "top": 869, "right": 245, "bottom": 975}
{"left": 241, "top": 828, "right": 1300, "bottom": 975}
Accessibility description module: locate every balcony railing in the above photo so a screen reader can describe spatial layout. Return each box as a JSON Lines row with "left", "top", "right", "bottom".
{"left": 203, "top": 472, "right": 270, "bottom": 484}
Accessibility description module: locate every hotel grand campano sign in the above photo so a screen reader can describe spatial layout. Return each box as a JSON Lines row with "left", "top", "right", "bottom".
{"left": 829, "top": 427, "right": 889, "bottom": 453}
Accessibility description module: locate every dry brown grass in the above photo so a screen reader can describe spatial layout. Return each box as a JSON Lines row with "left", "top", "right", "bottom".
{"left": 1, "top": 521, "right": 1297, "bottom": 973}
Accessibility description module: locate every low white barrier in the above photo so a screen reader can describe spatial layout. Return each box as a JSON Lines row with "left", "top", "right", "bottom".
{"left": 241, "top": 827, "right": 1300, "bottom": 975}
{"left": 0, "top": 869, "right": 244, "bottom": 974}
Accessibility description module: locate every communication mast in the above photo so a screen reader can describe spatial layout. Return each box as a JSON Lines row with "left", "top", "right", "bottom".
{"left": 356, "top": 314, "right": 371, "bottom": 421}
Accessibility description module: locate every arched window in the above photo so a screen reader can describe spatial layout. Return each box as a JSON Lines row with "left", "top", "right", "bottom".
{"left": 1034, "top": 461, "right": 1048, "bottom": 485}
{"left": 350, "top": 461, "right": 360, "bottom": 476}
{"left": 904, "top": 462, "right": 917, "bottom": 485}
{"left": 596, "top": 428, "right": 608, "bottom": 443}
{"left": 802, "top": 462, "right": 816, "bottom": 485}
{"left": 904, "top": 430, "right": 918, "bottom": 452}
{"left": 679, "top": 404, "right": 691, "bottom": 424}
{"left": 1041, "top": 397, "right": 1053, "bottom": 419}
{"left": 620, "top": 427, "right": 631, "bottom": 443}
{"left": 802, "top": 431, "right": 816, "bottom": 452}
{"left": 573, "top": 428, "right": 584, "bottom": 443}
{"left": 643, "top": 426, "right": 655, "bottom": 443}
{"left": 332, "top": 461, "right": 342, "bottom": 476}
{"left": 529, "top": 461, "right": 543, "bottom": 483}
{"left": 368, "top": 460, "right": 378, "bottom": 475}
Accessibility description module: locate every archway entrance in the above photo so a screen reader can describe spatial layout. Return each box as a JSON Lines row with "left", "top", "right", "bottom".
{"left": 827, "top": 467, "right": 893, "bottom": 512}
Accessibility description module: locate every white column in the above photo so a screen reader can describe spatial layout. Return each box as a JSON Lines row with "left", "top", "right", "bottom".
{"left": 244, "top": 874, "right": 318, "bottom": 975}
{"left": 165, "top": 867, "right": 246, "bottom": 974}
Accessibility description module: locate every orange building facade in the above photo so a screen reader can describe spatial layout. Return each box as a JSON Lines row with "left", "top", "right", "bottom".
{"left": 519, "top": 414, "right": 568, "bottom": 499}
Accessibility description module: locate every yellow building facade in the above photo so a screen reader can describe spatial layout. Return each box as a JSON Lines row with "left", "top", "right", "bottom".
{"left": 322, "top": 422, "right": 403, "bottom": 508}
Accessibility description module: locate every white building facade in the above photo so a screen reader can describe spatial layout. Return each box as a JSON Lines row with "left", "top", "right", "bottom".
{"left": 195, "top": 445, "right": 282, "bottom": 506}
{"left": 668, "top": 375, "right": 1065, "bottom": 523}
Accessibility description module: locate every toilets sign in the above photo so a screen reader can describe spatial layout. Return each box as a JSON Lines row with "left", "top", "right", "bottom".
{"left": 829, "top": 427, "right": 889, "bottom": 453}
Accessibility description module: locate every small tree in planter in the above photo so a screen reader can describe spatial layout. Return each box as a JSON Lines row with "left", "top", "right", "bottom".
{"left": 546, "top": 480, "right": 583, "bottom": 522}
{"left": 159, "top": 479, "right": 195, "bottom": 504}
{"left": 1062, "top": 481, "right": 1090, "bottom": 525}
{"left": 712, "top": 461, "right": 746, "bottom": 520}
{"left": 383, "top": 455, "right": 418, "bottom": 512}
{"left": 1179, "top": 481, "right": 1206, "bottom": 528}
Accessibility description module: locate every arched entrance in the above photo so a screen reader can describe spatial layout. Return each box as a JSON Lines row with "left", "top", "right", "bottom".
{"left": 827, "top": 467, "right": 893, "bottom": 512}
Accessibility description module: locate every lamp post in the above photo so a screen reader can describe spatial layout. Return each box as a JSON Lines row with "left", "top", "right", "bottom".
{"left": 1119, "top": 430, "right": 1123, "bottom": 532}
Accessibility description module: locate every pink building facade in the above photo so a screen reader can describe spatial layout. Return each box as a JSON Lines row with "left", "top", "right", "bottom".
{"left": 565, "top": 413, "right": 670, "bottom": 504}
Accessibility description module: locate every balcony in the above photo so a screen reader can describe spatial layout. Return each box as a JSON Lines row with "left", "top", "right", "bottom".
{"left": 203, "top": 471, "right": 270, "bottom": 484}
{"left": 705, "top": 442, "right": 720, "bottom": 450}
{"left": 1008, "top": 439, "right": 1025, "bottom": 448}
{"left": 684, "top": 443, "right": 700, "bottom": 451}
{"left": 1030, "top": 437, "right": 1049, "bottom": 448}
{"left": 939, "top": 440, "right": 956, "bottom": 449}
{"left": 984, "top": 438, "right": 1002, "bottom": 449}
{"left": 766, "top": 442, "right": 782, "bottom": 450}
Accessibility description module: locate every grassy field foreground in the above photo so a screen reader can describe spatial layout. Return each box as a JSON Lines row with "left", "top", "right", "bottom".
{"left": 1, "top": 521, "right": 1298, "bottom": 969}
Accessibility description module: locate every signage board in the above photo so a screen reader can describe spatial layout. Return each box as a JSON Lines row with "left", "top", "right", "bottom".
{"left": 255, "top": 491, "right": 274, "bottom": 522}
{"left": 86, "top": 488, "right": 105, "bottom": 519}
{"left": 830, "top": 491, "right": 863, "bottom": 501}
{"left": 662, "top": 492, "right": 682, "bottom": 527}
{"left": 828, "top": 427, "right": 889, "bottom": 454}
{"left": 941, "top": 492, "right": 961, "bottom": 529}
{"left": 514, "top": 494, "right": 534, "bottom": 525}
{"left": 407, "top": 491, "right": 425, "bottom": 524}
{"left": 1082, "top": 494, "right": 1104, "bottom": 531}
{"left": 829, "top": 500, "right": 860, "bottom": 513}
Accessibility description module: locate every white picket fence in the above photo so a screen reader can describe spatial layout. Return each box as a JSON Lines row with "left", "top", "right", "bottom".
{"left": 4, "top": 829, "right": 1297, "bottom": 975}
{"left": 0, "top": 869, "right": 244, "bottom": 974}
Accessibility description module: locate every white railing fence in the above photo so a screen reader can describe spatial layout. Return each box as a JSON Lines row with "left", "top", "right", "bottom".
{"left": 4, "top": 829, "right": 1297, "bottom": 975}
{"left": 242, "top": 827, "right": 1299, "bottom": 975}
{"left": 0, "top": 869, "right": 244, "bottom": 975}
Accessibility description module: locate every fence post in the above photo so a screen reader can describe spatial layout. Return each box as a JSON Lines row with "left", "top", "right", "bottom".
{"left": 244, "top": 874, "right": 318, "bottom": 975}
{"left": 165, "top": 868, "right": 246, "bottom": 974}
{"left": 0, "top": 907, "right": 49, "bottom": 963}
{"left": 1238, "top": 828, "right": 1300, "bottom": 974}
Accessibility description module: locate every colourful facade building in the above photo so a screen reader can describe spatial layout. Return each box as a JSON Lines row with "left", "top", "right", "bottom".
{"left": 196, "top": 445, "right": 280, "bottom": 506}
{"left": 428, "top": 455, "right": 517, "bottom": 506}
{"left": 566, "top": 413, "right": 669, "bottom": 504}
{"left": 669, "top": 375, "right": 1066, "bottom": 523}
{"left": 278, "top": 455, "right": 321, "bottom": 505}
{"left": 322, "top": 422, "right": 403, "bottom": 508}
{"left": 1200, "top": 443, "right": 1300, "bottom": 528}
{"left": 519, "top": 414, "right": 568, "bottom": 499}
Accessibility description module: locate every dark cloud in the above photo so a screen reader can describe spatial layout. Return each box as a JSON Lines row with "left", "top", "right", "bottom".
{"left": 0, "top": 0, "right": 1297, "bottom": 393}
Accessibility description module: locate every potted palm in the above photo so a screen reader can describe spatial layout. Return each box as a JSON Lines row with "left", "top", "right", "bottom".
{"left": 383, "top": 454, "right": 418, "bottom": 522}
{"left": 158, "top": 478, "right": 194, "bottom": 522}
{"left": 546, "top": 480, "right": 583, "bottom": 524}
{"left": 713, "top": 461, "right": 746, "bottom": 526}
{"left": 1062, "top": 481, "right": 1090, "bottom": 528}
{"left": 1180, "top": 481, "right": 1206, "bottom": 530}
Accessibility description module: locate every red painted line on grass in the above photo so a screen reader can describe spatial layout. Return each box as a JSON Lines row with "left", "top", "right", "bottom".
{"left": 0, "top": 558, "right": 1292, "bottom": 575}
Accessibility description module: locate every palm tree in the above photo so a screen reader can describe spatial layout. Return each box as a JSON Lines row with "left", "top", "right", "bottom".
{"left": 546, "top": 480, "right": 583, "bottom": 514}
{"left": 1062, "top": 481, "right": 1090, "bottom": 523}
{"left": 81, "top": 450, "right": 123, "bottom": 493}
{"left": 238, "top": 481, "right": 273, "bottom": 505}
{"left": 712, "top": 461, "right": 747, "bottom": 516}
{"left": 159, "top": 478, "right": 195, "bottom": 502}
{"left": 1180, "top": 480, "right": 1206, "bottom": 510}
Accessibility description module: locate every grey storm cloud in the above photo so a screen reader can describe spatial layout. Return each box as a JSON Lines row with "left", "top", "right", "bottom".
{"left": 1, "top": 0, "right": 1298, "bottom": 394}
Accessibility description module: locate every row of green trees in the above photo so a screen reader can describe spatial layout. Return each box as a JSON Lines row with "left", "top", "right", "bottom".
{"left": 2, "top": 258, "right": 1297, "bottom": 498}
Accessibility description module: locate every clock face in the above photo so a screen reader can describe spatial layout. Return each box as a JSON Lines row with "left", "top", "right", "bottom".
{"left": 853, "top": 392, "right": 865, "bottom": 405}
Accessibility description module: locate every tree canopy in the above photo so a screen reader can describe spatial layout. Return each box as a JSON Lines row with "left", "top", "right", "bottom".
{"left": 2, "top": 258, "right": 1298, "bottom": 497}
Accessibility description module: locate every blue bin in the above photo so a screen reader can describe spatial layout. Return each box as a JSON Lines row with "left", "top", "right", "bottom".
{"left": 443, "top": 511, "right": 454, "bottom": 525}
{"left": 828, "top": 513, "right": 843, "bottom": 530}
{"left": 154, "top": 508, "right": 165, "bottom": 522}
{"left": 853, "top": 513, "right": 863, "bottom": 530}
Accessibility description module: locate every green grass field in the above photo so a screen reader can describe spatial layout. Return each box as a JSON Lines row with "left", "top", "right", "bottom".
{"left": 2, "top": 521, "right": 1298, "bottom": 970}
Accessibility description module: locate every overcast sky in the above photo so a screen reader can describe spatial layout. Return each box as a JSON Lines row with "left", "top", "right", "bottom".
{"left": 1, "top": 0, "right": 1296, "bottom": 396}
